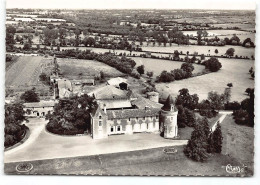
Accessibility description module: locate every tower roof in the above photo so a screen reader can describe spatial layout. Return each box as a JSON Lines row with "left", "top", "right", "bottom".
{"left": 162, "top": 95, "right": 174, "bottom": 111}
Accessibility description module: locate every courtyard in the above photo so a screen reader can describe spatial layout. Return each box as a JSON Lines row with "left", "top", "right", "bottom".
{"left": 4, "top": 118, "right": 187, "bottom": 163}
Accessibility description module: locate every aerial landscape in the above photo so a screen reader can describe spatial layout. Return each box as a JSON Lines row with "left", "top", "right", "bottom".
{"left": 4, "top": 4, "right": 255, "bottom": 177}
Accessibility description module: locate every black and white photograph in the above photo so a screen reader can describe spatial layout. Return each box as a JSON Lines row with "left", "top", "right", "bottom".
{"left": 1, "top": 0, "right": 258, "bottom": 179}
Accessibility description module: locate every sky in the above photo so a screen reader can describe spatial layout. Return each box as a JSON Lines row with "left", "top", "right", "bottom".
{"left": 5, "top": 0, "right": 256, "bottom": 10}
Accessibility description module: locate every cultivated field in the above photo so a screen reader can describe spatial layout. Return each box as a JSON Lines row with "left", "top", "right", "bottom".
{"left": 5, "top": 56, "right": 46, "bottom": 87}
{"left": 57, "top": 58, "right": 124, "bottom": 80}
{"left": 156, "top": 58, "right": 254, "bottom": 102}
{"left": 131, "top": 57, "right": 205, "bottom": 76}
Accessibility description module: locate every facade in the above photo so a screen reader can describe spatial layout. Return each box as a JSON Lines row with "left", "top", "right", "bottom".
{"left": 23, "top": 100, "right": 55, "bottom": 117}
{"left": 90, "top": 94, "right": 178, "bottom": 139}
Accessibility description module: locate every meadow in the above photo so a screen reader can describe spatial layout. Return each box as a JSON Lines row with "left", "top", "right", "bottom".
{"left": 131, "top": 57, "right": 205, "bottom": 76}
{"left": 156, "top": 58, "right": 254, "bottom": 102}
{"left": 57, "top": 58, "right": 124, "bottom": 80}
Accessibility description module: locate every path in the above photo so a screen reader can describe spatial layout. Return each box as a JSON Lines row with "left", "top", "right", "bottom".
{"left": 211, "top": 111, "right": 233, "bottom": 132}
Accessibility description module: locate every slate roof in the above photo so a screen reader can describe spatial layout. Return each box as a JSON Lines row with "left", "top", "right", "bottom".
{"left": 98, "top": 99, "right": 132, "bottom": 109}
{"left": 131, "top": 95, "right": 163, "bottom": 109}
{"left": 24, "top": 101, "right": 55, "bottom": 108}
{"left": 57, "top": 79, "right": 72, "bottom": 90}
{"left": 161, "top": 95, "right": 178, "bottom": 111}
{"left": 88, "top": 85, "right": 128, "bottom": 100}
{"left": 106, "top": 108, "right": 160, "bottom": 120}
{"left": 107, "top": 77, "right": 127, "bottom": 86}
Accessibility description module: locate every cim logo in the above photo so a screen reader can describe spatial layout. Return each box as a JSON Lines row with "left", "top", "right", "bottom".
{"left": 225, "top": 164, "right": 247, "bottom": 174}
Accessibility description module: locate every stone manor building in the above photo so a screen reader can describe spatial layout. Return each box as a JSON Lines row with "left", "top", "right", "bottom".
{"left": 90, "top": 94, "right": 178, "bottom": 139}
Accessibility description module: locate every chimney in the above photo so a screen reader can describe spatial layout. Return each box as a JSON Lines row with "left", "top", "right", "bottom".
{"left": 103, "top": 104, "right": 107, "bottom": 114}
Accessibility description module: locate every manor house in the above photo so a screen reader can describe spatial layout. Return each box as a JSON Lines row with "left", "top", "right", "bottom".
{"left": 90, "top": 85, "right": 178, "bottom": 139}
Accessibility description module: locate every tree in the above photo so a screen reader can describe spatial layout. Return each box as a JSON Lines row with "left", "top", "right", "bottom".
{"left": 137, "top": 65, "right": 145, "bottom": 75}
{"left": 214, "top": 49, "right": 219, "bottom": 55}
{"left": 46, "top": 94, "right": 97, "bottom": 135}
{"left": 203, "top": 57, "right": 222, "bottom": 72}
{"left": 201, "top": 54, "right": 205, "bottom": 61}
{"left": 184, "top": 118, "right": 210, "bottom": 162}
{"left": 175, "top": 88, "right": 199, "bottom": 110}
{"left": 227, "top": 83, "right": 233, "bottom": 88}
{"left": 245, "top": 88, "right": 254, "bottom": 96}
{"left": 211, "top": 123, "right": 223, "bottom": 153}
{"left": 225, "top": 48, "right": 235, "bottom": 57}
{"left": 5, "top": 103, "right": 26, "bottom": 148}
{"left": 197, "top": 30, "right": 202, "bottom": 45}
{"left": 20, "top": 89, "right": 40, "bottom": 103}
{"left": 207, "top": 91, "right": 225, "bottom": 112}
{"left": 181, "top": 62, "right": 194, "bottom": 77}
{"left": 39, "top": 73, "right": 50, "bottom": 85}
{"left": 146, "top": 71, "right": 154, "bottom": 78}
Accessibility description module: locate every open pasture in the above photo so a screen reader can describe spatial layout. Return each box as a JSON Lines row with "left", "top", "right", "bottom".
{"left": 57, "top": 58, "right": 124, "bottom": 80}
{"left": 156, "top": 58, "right": 254, "bottom": 102}
{"left": 5, "top": 56, "right": 45, "bottom": 87}
{"left": 131, "top": 57, "right": 205, "bottom": 76}
{"left": 142, "top": 45, "right": 255, "bottom": 58}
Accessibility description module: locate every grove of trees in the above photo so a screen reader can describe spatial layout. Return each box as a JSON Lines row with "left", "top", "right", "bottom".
{"left": 5, "top": 103, "right": 27, "bottom": 148}
{"left": 46, "top": 94, "right": 97, "bottom": 135}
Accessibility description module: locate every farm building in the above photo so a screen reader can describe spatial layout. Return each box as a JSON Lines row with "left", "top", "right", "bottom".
{"left": 23, "top": 100, "right": 56, "bottom": 117}
{"left": 57, "top": 79, "right": 72, "bottom": 99}
{"left": 107, "top": 77, "right": 128, "bottom": 88}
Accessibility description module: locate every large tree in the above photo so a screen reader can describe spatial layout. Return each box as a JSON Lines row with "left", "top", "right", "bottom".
{"left": 211, "top": 123, "right": 223, "bottom": 153}
{"left": 175, "top": 88, "right": 199, "bottom": 110}
{"left": 5, "top": 103, "right": 26, "bottom": 148}
{"left": 184, "top": 118, "right": 210, "bottom": 162}
{"left": 20, "top": 89, "right": 40, "bottom": 103}
{"left": 203, "top": 57, "right": 222, "bottom": 72}
{"left": 46, "top": 94, "right": 97, "bottom": 135}
{"left": 225, "top": 48, "right": 235, "bottom": 57}
{"left": 137, "top": 65, "right": 145, "bottom": 75}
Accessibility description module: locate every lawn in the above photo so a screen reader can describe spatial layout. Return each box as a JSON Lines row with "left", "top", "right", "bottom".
{"left": 221, "top": 115, "right": 254, "bottom": 174}
{"left": 178, "top": 113, "right": 222, "bottom": 140}
{"left": 131, "top": 57, "right": 205, "bottom": 76}
{"left": 4, "top": 145, "right": 250, "bottom": 176}
{"left": 156, "top": 58, "right": 254, "bottom": 102}
{"left": 57, "top": 58, "right": 124, "bottom": 80}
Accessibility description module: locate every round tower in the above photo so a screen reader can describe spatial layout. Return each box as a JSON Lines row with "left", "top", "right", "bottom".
{"left": 160, "top": 95, "right": 178, "bottom": 139}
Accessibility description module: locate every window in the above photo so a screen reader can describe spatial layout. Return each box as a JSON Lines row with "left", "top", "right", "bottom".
{"left": 99, "top": 121, "right": 102, "bottom": 127}
{"left": 99, "top": 115, "right": 102, "bottom": 119}
{"left": 129, "top": 118, "right": 131, "bottom": 121}
{"left": 111, "top": 126, "right": 114, "bottom": 132}
{"left": 117, "top": 125, "right": 121, "bottom": 131}
{"left": 171, "top": 117, "right": 173, "bottom": 120}
{"left": 143, "top": 117, "right": 145, "bottom": 120}
{"left": 156, "top": 115, "right": 159, "bottom": 119}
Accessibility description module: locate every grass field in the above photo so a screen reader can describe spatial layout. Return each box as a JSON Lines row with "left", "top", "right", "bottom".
{"left": 57, "top": 58, "right": 124, "bottom": 80}
{"left": 131, "top": 57, "right": 205, "bottom": 76}
{"left": 5, "top": 145, "right": 250, "bottom": 176}
{"left": 142, "top": 45, "right": 255, "bottom": 58}
{"left": 221, "top": 115, "right": 254, "bottom": 173}
{"left": 183, "top": 30, "right": 255, "bottom": 42}
{"left": 5, "top": 56, "right": 45, "bottom": 87}
{"left": 156, "top": 58, "right": 254, "bottom": 102}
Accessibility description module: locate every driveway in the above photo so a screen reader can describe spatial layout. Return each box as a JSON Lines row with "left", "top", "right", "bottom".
{"left": 4, "top": 118, "right": 187, "bottom": 163}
